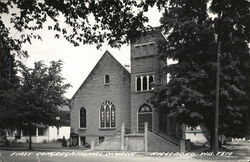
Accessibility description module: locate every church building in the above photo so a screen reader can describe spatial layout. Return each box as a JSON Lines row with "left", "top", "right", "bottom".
{"left": 70, "top": 30, "right": 181, "bottom": 148}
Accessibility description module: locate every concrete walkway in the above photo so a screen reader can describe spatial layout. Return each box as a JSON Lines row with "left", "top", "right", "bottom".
{"left": 0, "top": 141, "right": 249, "bottom": 161}
{"left": 0, "top": 142, "right": 88, "bottom": 151}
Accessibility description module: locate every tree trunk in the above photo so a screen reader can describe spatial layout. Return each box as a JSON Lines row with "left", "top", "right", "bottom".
{"left": 209, "top": 130, "right": 214, "bottom": 152}
{"left": 28, "top": 124, "right": 32, "bottom": 150}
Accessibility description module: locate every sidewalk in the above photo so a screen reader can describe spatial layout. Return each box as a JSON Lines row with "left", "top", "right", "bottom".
{"left": 1, "top": 141, "right": 249, "bottom": 161}
{"left": 0, "top": 142, "right": 88, "bottom": 151}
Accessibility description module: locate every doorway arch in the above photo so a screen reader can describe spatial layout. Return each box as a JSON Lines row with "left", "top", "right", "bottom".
{"left": 138, "top": 104, "right": 153, "bottom": 132}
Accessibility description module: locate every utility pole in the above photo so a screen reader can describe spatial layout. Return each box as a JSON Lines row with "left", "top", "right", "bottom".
{"left": 214, "top": 40, "right": 221, "bottom": 153}
{"left": 214, "top": 11, "right": 222, "bottom": 154}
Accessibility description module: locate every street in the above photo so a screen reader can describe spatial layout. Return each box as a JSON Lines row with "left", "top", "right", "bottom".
{"left": 0, "top": 149, "right": 249, "bottom": 162}
{"left": 0, "top": 141, "right": 250, "bottom": 162}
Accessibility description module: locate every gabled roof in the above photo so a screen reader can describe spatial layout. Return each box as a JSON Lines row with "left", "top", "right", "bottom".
{"left": 70, "top": 50, "right": 130, "bottom": 102}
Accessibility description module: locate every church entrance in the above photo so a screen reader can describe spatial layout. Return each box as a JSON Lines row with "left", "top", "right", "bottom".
{"left": 138, "top": 105, "right": 153, "bottom": 132}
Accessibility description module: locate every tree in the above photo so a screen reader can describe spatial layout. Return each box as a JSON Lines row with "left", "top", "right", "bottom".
{"left": 0, "top": 36, "right": 20, "bottom": 129}
{"left": 0, "top": 60, "right": 70, "bottom": 149}
{"left": 150, "top": 0, "right": 250, "bottom": 151}
{"left": 0, "top": 0, "right": 158, "bottom": 148}
{"left": 0, "top": 0, "right": 161, "bottom": 57}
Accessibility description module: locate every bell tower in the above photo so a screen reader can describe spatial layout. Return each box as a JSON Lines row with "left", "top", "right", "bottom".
{"left": 130, "top": 30, "right": 167, "bottom": 133}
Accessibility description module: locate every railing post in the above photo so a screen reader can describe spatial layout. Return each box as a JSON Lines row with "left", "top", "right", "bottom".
{"left": 78, "top": 136, "right": 81, "bottom": 147}
{"left": 144, "top": 122, "right": 148, "bottom": 152}
{"left": 90, "top": 136, "right": 95, "bottom": 151}
{"left": 121, "top": 123, "right": 125, "bottom": 151}
{"left": 180, "top": 139, "right": 185, "bottom": 153}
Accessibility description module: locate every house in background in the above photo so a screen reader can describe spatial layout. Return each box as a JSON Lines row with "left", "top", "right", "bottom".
{"left": 70, "top": 30, "right": 184, "bottom": 151}
{"left": 6, "top": 108, "right": 70, "bottom": 143}
{"left": 185, "top": 126, "right": 207, "bottom": 144}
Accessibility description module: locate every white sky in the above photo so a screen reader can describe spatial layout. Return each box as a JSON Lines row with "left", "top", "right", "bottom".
{"left": 4, "top": 7, "right": 163, "bottom": 99}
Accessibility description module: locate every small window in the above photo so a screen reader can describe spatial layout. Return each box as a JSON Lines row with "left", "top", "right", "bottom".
{"left": 99, "top": 136, "right": 104, "bottom": 144}
{"left": 143, "top": 76, "right": 147, "bottom": 90}
{"left": 149, "top": 76, "right": 154, "bottom": 90}
{"left": 136, "top": 77, "right": 141, "bottom": 91}
{"left": 104, "top": 74, "right": 110, "bottom": 84}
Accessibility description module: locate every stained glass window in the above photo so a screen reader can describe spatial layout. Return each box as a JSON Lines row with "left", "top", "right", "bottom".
{"left": 100, "top": 106, "right": 105, "bottom": 127}
{"left": 111, "top": 105, "right": 115, "bottom": 127}
{"left": 100, "top": 101, "right": 115, "bottom": 128}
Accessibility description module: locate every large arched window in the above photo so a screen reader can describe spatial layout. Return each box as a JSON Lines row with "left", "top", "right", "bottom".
{"left": 80, "top": 107, "right": 86, "bottom": 128}
{"left": 100, "top": 101, "right": 115, "bottom": 128}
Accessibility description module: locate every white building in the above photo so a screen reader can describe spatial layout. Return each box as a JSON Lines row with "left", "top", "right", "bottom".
{"left": 6, "top": 126, "right": 70, "bottom": 143}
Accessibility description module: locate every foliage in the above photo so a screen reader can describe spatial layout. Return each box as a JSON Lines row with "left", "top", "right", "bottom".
{"left": 0, "top": 60, "right": 71, "bottom": 128}
{"left": 0, "top": 37, "right": 19, "bottom": 91}
{"left": 0, "top": 0, "right": 166, "bottom": 57}
{"left": 151, "top": 0, "right": 250, "bottom": 141}
{"left": 1, "top": 0, "right": 250, "bottom": 150}
{"left": 0, "top": 37, "right": 20, "bottom": 129}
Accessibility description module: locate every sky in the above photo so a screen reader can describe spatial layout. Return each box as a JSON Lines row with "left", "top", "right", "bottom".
{"left": 3, "top": 6, "right": 163, "bottom": 99}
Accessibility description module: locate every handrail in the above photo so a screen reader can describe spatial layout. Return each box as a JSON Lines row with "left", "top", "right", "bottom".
{"left": 97, "top": 123, "right": 180, "bottom": 147}
{"left": 147, "top": 125, "right": 180, "bottom": 146}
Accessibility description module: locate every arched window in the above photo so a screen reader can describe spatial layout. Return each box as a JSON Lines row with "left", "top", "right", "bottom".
{"left": 104, "top": 74, "right": 110, "bottom": 84}
{"left": 106, "top": 105, "right": 110, "bottom": 127}
{"left": 149, "top": 75, "right": 154, "bottom": 90}
{"left": 136, "top": 77, "right": 141, "bottom": 91}
{"left": 143, "top": 76, "right": 147, "bottom": 90}
{"left": 135, "top": 74, "right": 154, "bottom": 92}
{"left": 111, "top": 105, "right": 115, "bottom": 127}
{"left": 100, "top": 101, "right": 115, "bottom": 128}
{"left": 80, "top": 107, "right": 86, "bottom": 128}
{"left": 100, "top": 105, "right": 105, "bottom": 127}
{"left": 138, "top": 105, "right": 152, "bottom": 113}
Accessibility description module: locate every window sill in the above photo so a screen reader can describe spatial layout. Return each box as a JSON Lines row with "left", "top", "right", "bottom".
{"left": 135, "top": 90, "right": 154, "bottom": 93}
{"left": 78, "top": 128, "right": 86, "bottom": 131}
{"left": 104, "top": 83, "right": 110, "bottom": 86}
{"left": 99, "top": 127, "right": 116, "bottom": 130}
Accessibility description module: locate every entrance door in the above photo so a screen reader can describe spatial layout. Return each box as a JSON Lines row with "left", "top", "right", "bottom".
{"left": 138, "top": 105, "right": 153, "bottom": 132}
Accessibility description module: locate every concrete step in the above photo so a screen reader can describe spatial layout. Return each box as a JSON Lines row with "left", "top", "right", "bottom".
{"left": 94, "top": 132, "right": 179, "bottom": 152}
